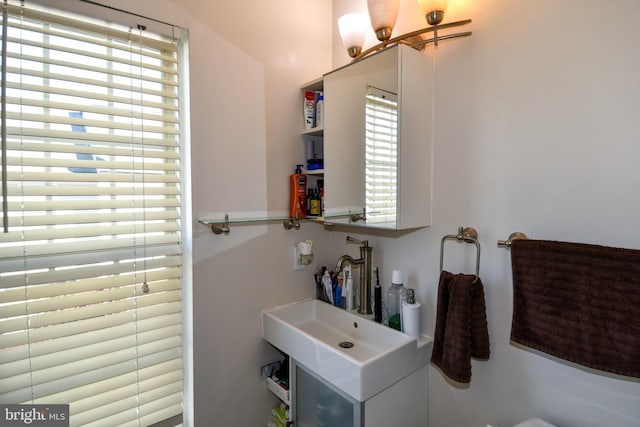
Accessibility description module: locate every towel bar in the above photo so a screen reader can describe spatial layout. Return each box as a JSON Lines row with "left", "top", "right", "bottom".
{"left": 440, "top": 226, "right": 481, "bottom": 282}
{"left": 497, "top": 232, "right": 528, "bottom": 248}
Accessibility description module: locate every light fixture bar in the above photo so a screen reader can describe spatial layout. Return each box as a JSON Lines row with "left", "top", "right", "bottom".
{"left": 410, "top": 31, "right": 472, "bottom": 48}
{"left": 352, "top": 18, "right": 472, "bottom": 61}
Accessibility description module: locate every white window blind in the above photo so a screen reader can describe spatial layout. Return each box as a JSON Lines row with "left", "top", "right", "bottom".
{"left": 0, "top": 2, "right": 185, "bottom": 426}
{"left": 365, "top": 86, "right": 398, "bottom": 225}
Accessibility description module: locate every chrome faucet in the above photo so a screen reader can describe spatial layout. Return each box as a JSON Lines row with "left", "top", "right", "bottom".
{"left": 335, "top": 236, "right": 373, "bottom": 315}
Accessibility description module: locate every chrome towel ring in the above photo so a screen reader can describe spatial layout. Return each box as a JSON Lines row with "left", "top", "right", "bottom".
{"left": 440, "top": 226, "right": 481, "bottom": 283}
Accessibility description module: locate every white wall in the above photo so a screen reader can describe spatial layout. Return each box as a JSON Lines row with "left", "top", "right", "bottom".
{"left": 331, "top": 0, "right": 640, "bottom": 426}
{"left": 170, "top": 2, "right": 335, "bottom": 425}
{"left": 71, "top": 0, "right": 640, "bottom": 425}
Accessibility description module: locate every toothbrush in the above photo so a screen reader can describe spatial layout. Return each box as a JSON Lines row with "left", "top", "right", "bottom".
{"left": 374, "top": 267, "right": 382, "bottom": 323}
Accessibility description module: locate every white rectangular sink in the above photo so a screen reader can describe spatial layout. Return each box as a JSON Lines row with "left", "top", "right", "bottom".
{"left": 262, "top": 298, "right": 432, "bottom": 401}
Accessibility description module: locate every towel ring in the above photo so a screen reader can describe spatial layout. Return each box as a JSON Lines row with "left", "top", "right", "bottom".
{"left": 440, "top": 226, "right": 481, "bottom": 283}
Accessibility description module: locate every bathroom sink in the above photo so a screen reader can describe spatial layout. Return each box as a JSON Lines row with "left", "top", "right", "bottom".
{"left": 262, "top": 298, "right": 432, "bottom": 401}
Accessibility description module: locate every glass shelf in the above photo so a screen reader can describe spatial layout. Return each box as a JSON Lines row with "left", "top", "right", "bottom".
{"left": 198, "top": 210, "right": 366, "bottom": 234}
{"left": 302, "top": 126, "right": 323, "bottom": 137}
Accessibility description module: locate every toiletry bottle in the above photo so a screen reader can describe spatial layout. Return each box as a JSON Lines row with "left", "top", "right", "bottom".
{"left": 402, "top": 288, "right": 422, "bottom": 339}
{"left": 387, "top": 269, "right": 407, "bottom": 331}
{"left": 289, "top": 164, "right": 307, "bottom": 219}
{"left": 315, "top": 92, "right": 323, "bottom": 128}
{"left": 309, "top": 186, "right": 320, "bottom": 216}
{"left": 345, "top": 266, "right": 354, "bottom": 311}
{"left": 306, "top": 187, "right": 313, "bottom": 215}
{"left": 304, "top": 91, "right": 316, "bottom": 129}
{"left": 374, "top": 267, "right": 382, "bottom": 323}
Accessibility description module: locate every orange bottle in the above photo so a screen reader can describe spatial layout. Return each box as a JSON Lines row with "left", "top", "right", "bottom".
{"left": 289, "top": 165, "right": 307, "bottom": 219}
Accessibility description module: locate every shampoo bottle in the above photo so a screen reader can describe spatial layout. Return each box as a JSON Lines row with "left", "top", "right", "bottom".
{"left": 289, "top": 164, "right": 307, "bottom": 219}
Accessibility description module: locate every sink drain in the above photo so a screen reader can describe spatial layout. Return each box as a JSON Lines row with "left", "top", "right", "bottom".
{"left": 339, "top": 341, "right": 354, "bottom": 349}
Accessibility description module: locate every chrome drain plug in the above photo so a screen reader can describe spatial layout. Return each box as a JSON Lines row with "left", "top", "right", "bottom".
{"left": 339, "top": 341, "right": 354, "bottom": 349}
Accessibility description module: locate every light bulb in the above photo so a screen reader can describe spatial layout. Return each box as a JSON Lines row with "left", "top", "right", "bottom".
{"left": 417, "top": 0, "right": 448, "bottom": 25}
{"left": 367, "top": 0, "right": 400, "bottom": 41}
{"left": 338, "top": 13, "right": 368, "bottom": 58}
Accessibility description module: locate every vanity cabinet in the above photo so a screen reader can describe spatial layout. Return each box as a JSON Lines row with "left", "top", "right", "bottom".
{"left": 293, "top": 359, "right": 428, "bottom": 427}
{"left": 263, "top": 299, "right": 431, "bottom": 426}
{"left": 323, "top": 44, "right": 433, "bottom": 230}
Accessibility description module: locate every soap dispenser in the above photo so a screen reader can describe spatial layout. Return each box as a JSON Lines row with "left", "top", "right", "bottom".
{"left": 387, "top": 270, "right": 407, "bottom": 331}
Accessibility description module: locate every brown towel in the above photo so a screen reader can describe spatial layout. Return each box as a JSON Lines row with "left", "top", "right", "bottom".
{"left": 510, "top": 239, "right": 640, "bottom": 378}
{"left": 431, "top": 271, "right": 490, "bottom": 383}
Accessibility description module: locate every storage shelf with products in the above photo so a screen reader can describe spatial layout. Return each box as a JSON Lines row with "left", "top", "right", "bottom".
{"left": 301, "top": 78, "right": 325, "bottom": 223}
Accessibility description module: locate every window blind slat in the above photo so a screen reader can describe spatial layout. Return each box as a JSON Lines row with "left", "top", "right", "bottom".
{"left": 6, "top": 155, "right": 179, "bottom": 172}
{"left": 4, "top": 81, "right": 179, "bottom": 111}
{"left": 6, "top": 170, "right": 180, "bottom": 183}
{"left": 0, "top": 244, "right": 181, "bottom": 277}
{"left": 49, "top": 363, "right": 181, "bottom": 413}
{"left": 3, "top": 346, "right": 181, "bottom": 403}
{"left": 0, "top": 301, "right": 182, "bottom": 349}
{"left": 6, "top": 51, "right": 178, "bottom": 88}
{"left": 5, "top": 111, "right": 179, "bottom": 135}
{"left": 5, "top": 31, "right": 179, "bottom": 75}
{"left": 4, "top": 3, "right": 178, "bottom": 52}
{"left": 3, "top": 281, "right": 181, "bottom": 321}
{"left": 1, "top": 267, "right": 181, "bottom": 298}
{"left": 73, "top": 380, "right": 182, "bottom": 426}
{"left": 6, "top": 66, "right": 177, "bottom": 100}
{"left": 5, "top": 97, "right": 179, "bottom": 124}
{"left": 7, "top": 184, "right": 180, "bottom": 197}
{"left": 1, "top": 335, "right": 182, "bottom": 397}
{"left": 0, "top": 315, "right": 181, "bottom": 365}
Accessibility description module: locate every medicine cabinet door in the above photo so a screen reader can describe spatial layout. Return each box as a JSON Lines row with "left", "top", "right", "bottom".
{"left": 323, "top": 47, "right": 397, "bottom": 227}
{"left": 323, "top": 44, "right": 433, "bottom": 230}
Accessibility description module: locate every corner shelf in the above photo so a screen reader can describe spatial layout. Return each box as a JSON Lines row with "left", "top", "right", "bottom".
{"left": 304, "top": 168, "right": 324, "bottom": 175}
{"left": 302, "top": 126, "right": 323, "bottom": 137}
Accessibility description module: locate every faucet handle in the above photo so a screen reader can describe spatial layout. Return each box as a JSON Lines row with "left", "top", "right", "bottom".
{"left": 346, "top": 236, "right": 368, "bottom": 246}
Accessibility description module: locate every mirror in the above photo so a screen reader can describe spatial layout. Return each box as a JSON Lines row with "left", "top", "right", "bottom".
{"left": 323, "top": 45, "right": 433, "bottom": 230}
{"left": 365, "top": 86, "right": 398, "bottom": 226}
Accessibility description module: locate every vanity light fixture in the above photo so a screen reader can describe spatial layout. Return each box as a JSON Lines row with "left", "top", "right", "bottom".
{"left": 338, "top": 0, "right": 471, "bottom": 60}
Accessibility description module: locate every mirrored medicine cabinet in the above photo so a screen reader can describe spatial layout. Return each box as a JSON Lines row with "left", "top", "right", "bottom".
{"left": 199, "top": 44, "right": 434, "bottom": 235}
{"left": 323, "top": 44, "right": 434, "bottom": 230}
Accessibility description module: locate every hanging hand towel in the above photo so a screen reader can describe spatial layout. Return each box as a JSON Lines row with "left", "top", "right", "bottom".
{"left": 510, "top": 239, "right": 640, "bottom": 378}
{"left": 431, "top": 271, "right": 490, "bottom": 383}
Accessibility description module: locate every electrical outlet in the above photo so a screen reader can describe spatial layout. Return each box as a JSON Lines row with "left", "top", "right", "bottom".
{"left": 293, "top": 247, "right": 306, "bottom": 271}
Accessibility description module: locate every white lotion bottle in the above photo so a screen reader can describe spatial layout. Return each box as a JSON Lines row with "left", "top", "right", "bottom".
{"left": 402, "top": 288, "right": 421, "bottom": 339}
